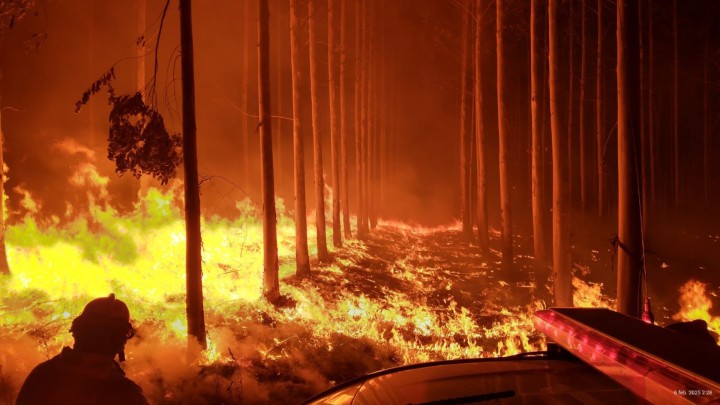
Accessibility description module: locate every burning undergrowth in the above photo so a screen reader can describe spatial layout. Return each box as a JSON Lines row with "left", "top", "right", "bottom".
{"left": 0, "top": 182, "right": 718, "bottom": 404}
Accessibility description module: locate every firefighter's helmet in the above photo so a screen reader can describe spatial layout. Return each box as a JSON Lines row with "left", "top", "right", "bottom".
{"left": 72, "top": 293, "right": 135, "bottom": 339}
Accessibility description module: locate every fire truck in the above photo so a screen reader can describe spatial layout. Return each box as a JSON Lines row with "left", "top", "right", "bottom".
{"left": 302, "top": 308, "right": 720, "bottom": 404}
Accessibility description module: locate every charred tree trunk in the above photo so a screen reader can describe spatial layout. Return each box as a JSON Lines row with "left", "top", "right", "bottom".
{"left": 179, "top": 0, "right": 207, "bottom": 350}
{"left": 378, "top": 14, "right": 387, "bottom": 219}
{"left": 241, "top": 0, "right": 251, "bottom": 194}
{"left": 273, "top": 14, "right": 284, "bottom": 198}
{"left": 475, "top": 0, "right": 489, "bottom": 251}
{"left": 355, "top": 0, "right": 367, "bottom": 238}
{"left": 579, "top": 0, "right": 588, "bottom": 211}
{"left": 703, "top": 13, "right": 710, "bottom": 206}
{"left": 0, "top": 67, "right": 10, "bottom": 275}
{"left": 340, "top": 0, "right": 352, "bottom": 238}
{"left": 648, "top": 0, "right": 656, "bottom": 206}
{"left": 673, "top": 0, "right": 679, "bottom": 208}
{"left": 549, "top": 0, "right": 573, "bottom": 307}
{"left": 290, "top": 0, "right": 311, "bottom": 275}
{"left": 530, "top": 0, "right": 545, "bottom": 268}
{"left": 328, "top": 0, "right": 342, "bottom": 248}
{"left": 567, "top": 0, "right": 575, "bottom": 204}
{"left": 596, "top": 0, "right": 605, "bottom": 218}
{"left": 616, "top": 0, "right": 642, "bottom": 318}
{"left": 460, "top": 3, "right": 473, "bottom": 239}
{"left": 308, "top": 0, "right": 328, "bottom": 261}
{"left": 137, "top": 0, "right": 146, "bottom": 96}
{"left": 258, "top": 0, "right": 281, "bottom": 301}
{"left": 367, "top": 1, "right": 377, "bottom": 230}
{"left": 497, "top": 0, "right": 513, "bottom": 267}
{"left": 639, "top": 0, "right": 647, "bottom": 222}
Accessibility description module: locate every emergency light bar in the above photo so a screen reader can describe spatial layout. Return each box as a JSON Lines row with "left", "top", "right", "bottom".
{"left": 534, "top": 308, "right": 720, "bottom": 405}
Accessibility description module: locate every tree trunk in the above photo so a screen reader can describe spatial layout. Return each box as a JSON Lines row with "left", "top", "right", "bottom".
{"left": 328, "top": 0, "right": 342, "bottom": 248}
{"left": 549, "top": 0, "right": 573, "bottom": 307}
{"left": 179, "top": 0, "right": 206, "bottom": 350}
{"left": 567, "top": 0, "right": 575, "bottom": 205}
{"left": 673, "top": 0, "right": 679, "bottom": 208}
{"left": 596, "top": 0, "right": 605, "bottom": 218}
{"left": 0, "top": 67, "right": 10, "bottom": 275}
{"left": 475, "top": 0, "right": 489, "bottom": 251}
{"left": 290, "top": 0, "right": 311, "bottom": 275}
{"left": 258, "top": 0, "right": 281, "bottom": 300}
{"left": 530, "top": 0, "right": 545, "bottom": 269}
{"left": 639, "top": 0, "right": 647, "bottom": 223}
{"left": 362, "top": 1, "right": 371, "bottom": 235}
{"left": 340, "top": 0, "right": 352, "bottom": 238}
{"left": 273, "top": 14, "right": 284, "bottom": 198}
{"left": 241, "top": 0, "right": 251, "bottom": 194}
{"left": 355, "top": 0, "right": 367, "bottom": 238}
{"left": 616, "top": 0, "right": 642, "bottom": 318}
{"left": 648, "top": 0, "right": 656, "bottom": 206}
{"left": 579, "top": 0, "right": 588, "bottom": 211}
{"left": 133, "top": 0, "right": 149, "bottom": 231}
{"left": 378, "top": 10, "right": 387, "bottom": 219}
{"left": 367, "top": 1, "right": 377, "bottom": 230}
{"left": 703, "top": 12, "right": 710, "bottom": 206}
{"left": 137, "top": 0, "right": 146, "bottom": 96}
{"left": 308, "top": 0, "right": 328, "bottom": 261}
{"left": 460, "top": 2, "right": 473, "bottom": 239}
{"left": 497, "top": 0, "right": 513, "bottom": 267}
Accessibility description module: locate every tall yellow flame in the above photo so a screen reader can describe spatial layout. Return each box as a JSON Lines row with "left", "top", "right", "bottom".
{"left": 673, "top": 280, "right": 720, "bottom": 342}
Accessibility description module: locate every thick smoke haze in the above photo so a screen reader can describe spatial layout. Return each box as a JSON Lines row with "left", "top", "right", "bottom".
{"left": 0, "top": 0, "right": 475, "bottom": 226}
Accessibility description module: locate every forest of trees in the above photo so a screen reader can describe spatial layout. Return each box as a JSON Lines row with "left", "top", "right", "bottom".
{"left": 1, "top": 0, "right": 718, "bottom": 352}
{"left": 456, "top": 0, "right": 718, "bottom": 318}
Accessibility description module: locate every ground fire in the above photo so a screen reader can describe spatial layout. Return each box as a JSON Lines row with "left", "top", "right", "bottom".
{"left": 1, "top": 0, "right": 719, "bottom": 404}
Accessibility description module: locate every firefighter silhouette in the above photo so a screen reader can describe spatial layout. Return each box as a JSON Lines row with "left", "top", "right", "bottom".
{"left": 16, "top": 294, "right": 148, "bottom": 405}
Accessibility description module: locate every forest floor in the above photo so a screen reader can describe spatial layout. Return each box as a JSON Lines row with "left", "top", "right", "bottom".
{"left": 1, "top": 202, "right": 719, "bottom": 404}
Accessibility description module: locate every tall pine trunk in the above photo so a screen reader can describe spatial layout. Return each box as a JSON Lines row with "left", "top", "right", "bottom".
{"left": 596, "top": 0, "right": 605, "bottom": 217}
{"left": 579, "top": 0, "right": 588, "bottom": 210}
{"left": 673, "top": 0, "right": 679, "bottom": 208}
{"left": 567, "top": 0, "right": 575, "bottom": 204}
{"left": 328, "top": 0, "right": 342, "bottom": 247}
{"left": 367, "top": 1, "right": 377, "bottom": 230}
{"left": 549, "top": 0, "right": 573, "bottom": 307}
{"left": 308, "top": 0, "right": 328, "bottom": 261}
{"left": 474, "top": 0, "right": 489, "bottom": 251}
{"left": 460, "top": 3, "right": 473, "bottom": 239}
{"left": 290, "top": 0, "right": 311, "bottom": 276}
{"left": 703, "top": 13, "right": 710, "bottom": 206}
{"left": 0, "top": 67, "right": 10, "bottom": 275}
{"left": 616, "top": 0, "right": 642, "bottom": 318}
{"left": 497, "top": 0, "right": 513, "bottom": 267}
{"left": 179, "top": 0, "right": 207, "bottom": 350}
{"left": 378, "top": 10, "right": 387, "bottom": 219}
{"left": 355, "top": 0, "right": 367, "bottom": 238}
{"left": 273, "top": 15, "right": 284, "bottom": 197}
{"left": 361, "top": 1, "right": 372, "bottom": 232}
{"left": 258, "top": 0, "right": 280, "bottom": 301}
{"left": 530, "top": 0, "right": 545, "bottom": 268}
{"left": 648, "top": 0, "right": 656, "bottom": 206}
{"left": 136, "top": 0, "right": 146, "bottom": 96}
{"left": 241, "top": 0, "right": 251, "bottom": 193}
{"left": 340, "top": 0, "right": 352, "bottom": 238}
{"left": 639, "top": 0, "right": 647, "bottom": 222}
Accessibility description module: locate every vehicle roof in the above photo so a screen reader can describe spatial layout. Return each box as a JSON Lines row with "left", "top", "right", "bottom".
{"left": 303, "top": 353, "right": 649, "bottom": 405}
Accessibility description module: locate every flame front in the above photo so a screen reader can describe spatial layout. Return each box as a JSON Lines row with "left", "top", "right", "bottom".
{"left": 0, "top": 177, "right": 681, "bottom": 404}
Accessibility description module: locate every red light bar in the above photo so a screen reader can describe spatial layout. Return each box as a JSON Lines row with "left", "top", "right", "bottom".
{"left": 535, "top": 308, "right": 720, "bottom": 405}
